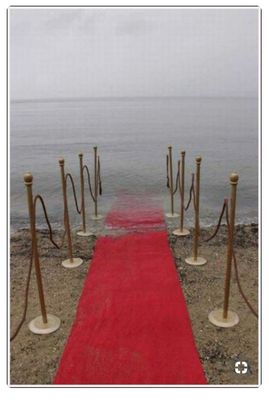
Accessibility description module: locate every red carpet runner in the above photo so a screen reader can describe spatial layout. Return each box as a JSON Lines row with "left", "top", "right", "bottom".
{"left": 54, "top": 225, "right": 207, "bottom": 384}
{"left": 105, "top": 194, "right": 166, "bottom": 232}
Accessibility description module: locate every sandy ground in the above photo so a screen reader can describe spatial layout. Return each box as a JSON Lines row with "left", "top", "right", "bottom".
{"left": 168, "top": 223, "right": 259, "bottom": 385}
{"left": 9, "top": 223, "right": 258, "bottom": 385}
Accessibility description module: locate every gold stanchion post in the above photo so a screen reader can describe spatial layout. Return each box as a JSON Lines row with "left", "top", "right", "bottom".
{"left": 208, "top": 173, "right": 240, "bottom": 328}
{"left": 24, "top": 173, "right": 60, "bottom": 334}
{"left": 91, "top": 146, "right": 103, "bottom": 220}
{"left": 185, "top": 156, "right": 207, "bottom": 266}
{"left": 77, "top": 153, "right": 94, "bottom": 237}
{"left": 165, "top": 145, "right": 179, "bottom": 218}
{"left": 59, "top": 159, "right": 83, "bottom": 268}
{"left": 94, "top": 146, "right": 98, "bottom": 217}
{"left": 173, "top": 150, "right": 190, "bottom": 236}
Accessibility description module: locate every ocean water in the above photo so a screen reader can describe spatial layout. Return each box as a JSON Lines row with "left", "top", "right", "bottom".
{"left": 10, "top": 97, "right": 258, "bottom": 231}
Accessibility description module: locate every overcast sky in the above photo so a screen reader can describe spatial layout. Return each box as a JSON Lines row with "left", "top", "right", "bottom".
{"left": 10, "top": 8, "right": 259, "bottom": 99}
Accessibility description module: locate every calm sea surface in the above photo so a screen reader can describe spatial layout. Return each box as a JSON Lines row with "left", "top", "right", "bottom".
{"left": 10, "top": 97, "right": 258, "bottom": 231}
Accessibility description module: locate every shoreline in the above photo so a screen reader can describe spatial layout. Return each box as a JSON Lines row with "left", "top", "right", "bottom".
{"left": 10, "top": 221, "right": 259, "bottom": 236}
{"left": 10, "top": 223, "right": 258, "bottom": 385}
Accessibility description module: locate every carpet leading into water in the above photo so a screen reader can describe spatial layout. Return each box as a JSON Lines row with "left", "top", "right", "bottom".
{"left": 54, "top": 230, "right": 207, "bottom": 384}
{"left": 105, "top": 194, "right": 166, "bottom": 232}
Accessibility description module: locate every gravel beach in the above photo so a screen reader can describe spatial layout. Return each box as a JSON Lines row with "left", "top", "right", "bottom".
{"left": 10, "top": 223, "right": 258, "bottom": 385}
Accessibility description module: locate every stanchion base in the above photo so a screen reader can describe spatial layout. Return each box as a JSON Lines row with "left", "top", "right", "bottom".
{"left": 91, "top": 214, "right": 103, "bottom": 221}
{"left": 28, "top": 314, "right": 61, "bottom": 335}
{"left": 185, "top": 256, "right": 207, "bottom": 266}
{"left": 165, "top": 212, "right": 179, "bottom": 218}
{"left": 173, "top": 228, "right": 190, "bottom": 236}
{"left": 77, "top": 230, "right": 94, "bottom": 237}
{"left": 208, "top": 309, "right": 239, "bottom": 328}
{"left": 62, "top": 257, "right": 83, "bottom": 269}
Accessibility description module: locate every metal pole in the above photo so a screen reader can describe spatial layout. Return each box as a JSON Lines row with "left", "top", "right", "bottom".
{"left": 180, "top": 151, "right": 186, "bottom": 232}
{"left": 94, "top": 146, "right": 98, "bottom": 218}
{"left": 172, "top": 151, "right": 189, "bottom": 236}
{"left": 223, "top": 173, "right": 239, "bottom": 319}
{"left": 208, "top": 173, "right": 239, "bottom": 328}
{"left": 98, "top": 155, "right": 101, "bottom": 193}
{"left": 79, "top": 153, "right": 86, "bottom": 233}
{"left": 59, "top": 159, "right": 73, "bottom": 263}
{"left": 168, "top": 146, "right": 174, "bottom": 215}
{"left": 185, "top": 156, "right": 206, "bottom": 266}
{"left": 193, "top": 156, "right": 201, "bottom": 260}
{"left": 24, "top": 173, "right": 47, "bottom": 323}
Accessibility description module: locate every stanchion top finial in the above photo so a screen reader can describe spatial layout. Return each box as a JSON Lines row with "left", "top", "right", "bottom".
{"left": 24, "top": 172, "right": 33, "bottom": 185}
{"left": 196, "top": 156, "right": 202, "bottom": 164}
{"left": 168, "top": 145, "right": 172, "bottom": 150}
{"left": 230, "top": 172, "right": 239, "bottom": 184}
{"left": 78, "top": 153, "right": 83, "bottom": 158}
{"left": 59, "top": 159, "right": 65, "bottom": 166}
{"left": 181, "top": 150, "right": 186, "bottom": 156}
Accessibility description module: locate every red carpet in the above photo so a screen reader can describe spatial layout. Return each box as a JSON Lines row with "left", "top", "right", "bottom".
{"left": 105, "top": 194, "right": 165, "bottom": 231}
{"left": 54, "top": 230, "right": 207, "bottom": 384}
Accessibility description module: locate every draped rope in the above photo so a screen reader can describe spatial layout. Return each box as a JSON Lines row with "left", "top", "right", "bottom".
{"left": 178, "top": 161, "right": 183, "bottom": 198}
{"left": 199, "top": 196, "right": 258, "bottom": 319}
{"left": 166, "top": 154, "right": 169, "bottom": 188}
{"left": 202, "top": 199, "right": 228, "bottom": 243}
{"left": 172, "top": 169, "right": 179, "bottom": 195}
{"left": 183, "top": 175, "right": 258, "bottom": 318}
{"left": 225, "top": 204, "right": 258, "bottom": 318}
{"left": 10, "top": 248, "right": 33, "bottom": 341}
{"left": 83, "top": 164, "right": 96, "bottom": 202}
{"left": 10, "top": 192, "right": 67, "bottom": 341}
{"left": 185, "top": 173, "right": 195, "bottom": 212}
{"left": 166, "top": 156, "right": 179, "bottom": 195}
{"left": 34, "top": 195, "right": 66, "bottom": 249}
{"left": 98, "top": 157, "right": 102, "bottom": 196}
{"left": 65, "top": 173, "right": 81, "bottom": 214}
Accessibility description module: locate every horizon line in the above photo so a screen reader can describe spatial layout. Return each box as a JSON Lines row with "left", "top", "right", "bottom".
{"left": 11, "top": 94, "right": 258, "bottom": 103}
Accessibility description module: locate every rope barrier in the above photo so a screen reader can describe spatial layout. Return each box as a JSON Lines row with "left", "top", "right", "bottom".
{"left": 192, "top": 179, "right": 197, "bottom": 214}
{"left": 172, "top": 153, "right": 190, "bottom": 236}
{"left": 185, "top": 173, "right": 195, "bottom": 212}
{"left": 98, "top": 156, "right": 102, "bottom": 196}
{"left": 203, "top": 190, "right": 258, "bottom": 320}
{"left": 12, "top": 154, "right": 257, "bottom": 340}
{"left": 34, "top": 195, "right": 66, "bottom": 249}
{"left": 166, "top": 145, "right": 177, "bottom": 216}
{"left": 172, "top": 170, "right": 179, "bottom": 195}
{"left": 77, "top": 153, "right": 95, "bottom": 237}
{"left": 165, "top": 151, "right": 179, "bottom": 195}
{"left": 178, "top": 151, "right": 188, "bottom": 235}
{"left": 11, "top": 190, "right": 67, "bottom": 341}
{"left": 178, "top": 162, "right": 183, "bottom": 198}
{"left": 10, "top": 249, "right": 33, "bottom": 341}
{"left": 59, "top": 159, "right": 83, "bottom": 267}
{"left": 83, "top": 164, "right": 96, "bottom": 202}
{"left": 225, "top": 205, "right": 258, "bottom": 318}
{"left": 93, "top": 146, "right": 98, "bottom": 217}
{"left": 185, "top": 157, "right": 205, "bottom": 265}
{"left": 166, "top": 154, "right": 169, "bottom": 188}
{"left": 12, "top": 164, "right": 90, "bottom": 339}
{"left": 232, "top": 251, "right": 258, "bottom": 318}
{"left": 202, "top": 199, "right": 228, "bottom": 243}
{"left": 65, "top": 173, "right": 82, "bottom": 215}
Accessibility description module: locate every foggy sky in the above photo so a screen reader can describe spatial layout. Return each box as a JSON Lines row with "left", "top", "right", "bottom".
{"left": 10, "top": 8, "right": 259, "bottom": 100}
